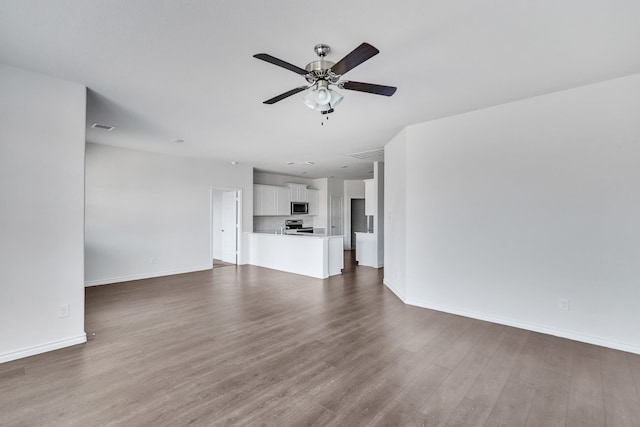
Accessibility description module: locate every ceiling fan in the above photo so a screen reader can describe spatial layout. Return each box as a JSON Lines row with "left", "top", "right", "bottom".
{"left": 253, "top": 42, "right": 397, "bottom": 114}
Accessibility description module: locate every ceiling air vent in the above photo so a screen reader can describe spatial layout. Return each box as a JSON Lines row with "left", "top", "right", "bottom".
{"left": 347, "top": 148, "right": 384, "bottom": 159}
{"left": 91, "top": 122, "right": 114, "bottom": 131}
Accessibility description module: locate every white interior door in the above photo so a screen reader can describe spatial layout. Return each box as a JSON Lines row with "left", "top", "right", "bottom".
{"left": 330, "top": 196, "right": 343, "bottom": 236}
{"left": 221, "top": 191, "right": 238, "bottom": 264}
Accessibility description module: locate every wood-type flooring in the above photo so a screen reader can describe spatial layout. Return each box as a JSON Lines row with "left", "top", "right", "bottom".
{"left": 2, "top": 252, "right": 640, "bottom": 426}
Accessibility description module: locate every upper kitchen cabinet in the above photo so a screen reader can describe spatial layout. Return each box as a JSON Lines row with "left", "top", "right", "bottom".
{"left": 307, "top": 188, "right": 319, "bottom": 216}
{"left": 275, "top": 186, "right": 291, "bottom": 215}
{"left": 364, "top": 179, "right": 375, "bottom": 216}
{"left": 254, "top": 184, "right": 291, "bottom": 216}
{"left": 287, "top": 183, "right": 308, "bottom": 202}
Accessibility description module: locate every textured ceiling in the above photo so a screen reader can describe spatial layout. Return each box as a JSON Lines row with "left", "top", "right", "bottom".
{"left": 2, "top": 0, "right": 640, "bottom": 179}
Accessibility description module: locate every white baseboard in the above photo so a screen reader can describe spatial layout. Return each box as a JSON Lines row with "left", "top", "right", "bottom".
{"left": 382, "top": 279, "right": 406, "bottom": 302}
{"left": 382, "top": 282, "right": 640, "bottom": 355}
{"left": 358, "top": 263, "right": 384, "bottom": 268}
{"left": 85, "top": 265, "right": 212, "bottom": 287}
{"left": 0, "top": 334, "right": 87, "bottom": 364}
{"left": 405, "top": 297, "right": 640, "bottom": 355}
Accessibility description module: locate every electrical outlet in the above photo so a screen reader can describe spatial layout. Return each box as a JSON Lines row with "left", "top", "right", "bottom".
{"left": 558, "top": 298, "right": 570, "bottom": 311}
{"left": 58, "top": 304, "right": 70, "bottom": 318}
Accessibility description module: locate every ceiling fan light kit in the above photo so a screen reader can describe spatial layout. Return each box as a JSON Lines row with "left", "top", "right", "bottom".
{"left": 254, "top": 42, "right": 397, "bottom": 115}
{"left": 303, "top": 80, "right": 344, "bottom": 113}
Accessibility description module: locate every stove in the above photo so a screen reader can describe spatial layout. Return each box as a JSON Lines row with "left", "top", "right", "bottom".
{"left": 285, "top": 219, "right": 314, "bottom": 233}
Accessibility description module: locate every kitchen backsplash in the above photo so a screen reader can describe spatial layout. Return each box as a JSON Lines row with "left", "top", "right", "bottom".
{"left": 253, "top": 215, "right": 312, "bottom": 233}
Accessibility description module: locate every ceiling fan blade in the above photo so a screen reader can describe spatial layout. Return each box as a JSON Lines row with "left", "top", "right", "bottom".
{"left": 263, "top": 86, "right": 308, "bottom": 104}
{"left": 253, "top": 53, "right": 308, "bottom": 76}
{"left": 341, "top": 81, "right": 397, "bottom": 96}
{"left": 330, "top": 43, "right": 380, "bottom": 76}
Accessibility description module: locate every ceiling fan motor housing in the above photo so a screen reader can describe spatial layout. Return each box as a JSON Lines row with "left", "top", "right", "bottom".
{"left": 305, "top": 44, "right": 341, "bottom": 84}
{"left": 305, "top": 59, "right": 337, "bottom": 84}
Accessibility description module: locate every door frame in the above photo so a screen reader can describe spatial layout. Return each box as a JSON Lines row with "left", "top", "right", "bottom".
{"left": 210, "top": 186, "right": 243, "bottom": 266}
{"left": 329, "top": 196, "right": 344, "bottom": 237}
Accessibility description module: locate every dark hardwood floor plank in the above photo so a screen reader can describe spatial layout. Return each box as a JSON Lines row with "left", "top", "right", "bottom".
{"left": 509, "top": 332, "right": 572, "bottom": 394}
{"left": 600, "top": 347, "right": 640, "bottom": 427}
{"left": 369, "top": 361, "right": 451, "bottom": 426}
{"left": 566, "top": 350, "right": 606, "bottom": 427}
{"left": 525, "top": 386, "right": 569, "bottom": 427}
{"left": 322, "top": 348, "right": 423, "bottom": 426}
{"left": 628, "top": 352, "right": 640, "bottom": 403}
{"left": 433, "top": 320, "right": 494, "bottom": 370}
{"left": 0, "top": 253, "right": 637, "bottom": 425}
{"left": 446, "top": 327, "right": 529, "bottom": 426}
{"left": 483, "top": 379, "right": 536, "bottom": 426}
{"left": 543, "top": 334, "right": 574, "bottom": 375}
{"left": 410, "top": 349, "right": 491, "bottom": 426}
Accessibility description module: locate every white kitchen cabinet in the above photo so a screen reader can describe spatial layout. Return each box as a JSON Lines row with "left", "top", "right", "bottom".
{"left": 254, "top": 184, "right": 274, "bottom": 216}
{"left": 254, "top": 184, "right": 291, "bottom": 216}
{"left": 355, "top": 232, "right": 378, "bottom": 267}
{"left": 307, "top": 188, "right": 319, "bottom": 216}
{"left": 288, "top": 183, "right": 308, "bottom": 202}
{"left": 276, "top": 186, "right": 291, "bottom": 215}
{"left": 364, "top": 179, "right": 375, "bottom": 216}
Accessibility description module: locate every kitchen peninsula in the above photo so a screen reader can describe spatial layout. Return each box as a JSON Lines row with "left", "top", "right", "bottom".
{"left": 247, "top": 233, "right": 343, "bottom": 279}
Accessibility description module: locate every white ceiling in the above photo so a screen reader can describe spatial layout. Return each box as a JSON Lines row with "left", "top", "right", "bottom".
{"left": 2, "top": 1, "right": 640, "bottom": 179}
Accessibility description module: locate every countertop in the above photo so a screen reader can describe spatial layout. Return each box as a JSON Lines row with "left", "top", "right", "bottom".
{"left": 249, "top": 232, "right": 341, "bottom": 239}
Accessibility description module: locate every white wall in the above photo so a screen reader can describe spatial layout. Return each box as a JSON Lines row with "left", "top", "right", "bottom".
{"left": 373, "top": 162, "right": 385, "bottom": 266}
{"left": 85, "top": 143, "right": 253, "bottom": 285}
{"left": 343, "top": 180, "right": 366, "bottom": 249}
{"left": 253, "top": 171, "right": 315, "bottom": 187}
{"left": 312, "top": 178, "right": 328, "bottom": 231}
{"left": 385, "top": 73, "right": 640, "bottom": 354}
{"left": 384, "top": 131, "right": 407, "bottom": 299}
{"left": 0, "top": 63, "right": 86, "bottom": 363}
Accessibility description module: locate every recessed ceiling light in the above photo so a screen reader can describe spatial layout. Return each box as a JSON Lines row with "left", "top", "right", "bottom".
{"left": 286, "top": 162, "right": 295, "bottom": 165}
{"left": 171, "top": 138, "right": 184, "bottom": 143}
{"left": 340, "top": 165, "right": 348, "bottom": 168}
{"left": 304, "top": 161, "right": 315, "bottom": 165}
{"left": 91, "top": 123, "right": 114, "bottom": 131}
{"left": 231, "top": 161, "right": 238, "bottom": 165}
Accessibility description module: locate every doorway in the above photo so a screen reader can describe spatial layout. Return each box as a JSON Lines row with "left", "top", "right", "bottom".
{"left": 212, "top": 188, "right": 239, "bottom": 266}
{"left": 351, "top": 198, "right": 366, "bottom": 249}
{"left": 330, "top": 196, "right": 343, "bottom": 236}
{"left": 220, "top": 190, "right": 238, "bottom": 264}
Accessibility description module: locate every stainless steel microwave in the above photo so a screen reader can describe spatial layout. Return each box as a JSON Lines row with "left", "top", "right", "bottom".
{"left": 291, "top": 201, "right": 309, "bottom": 215}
